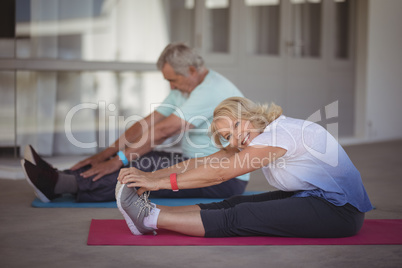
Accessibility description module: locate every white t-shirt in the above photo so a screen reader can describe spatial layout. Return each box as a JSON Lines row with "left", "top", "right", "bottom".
{"left": 249, "top": 115, "right": 372, "bottom": 212}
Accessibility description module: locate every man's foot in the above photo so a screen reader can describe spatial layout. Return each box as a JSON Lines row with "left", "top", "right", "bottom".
{"left": 21, "top": 159, "right": 60, "bottom": 203}
{"left": 24, "top": 145, "right": 55, "bottom": 170}
{"left": 115, "top": 181, "right": 156, "bottom": 235}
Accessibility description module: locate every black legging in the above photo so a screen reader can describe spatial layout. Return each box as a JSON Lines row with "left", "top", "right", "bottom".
{"left": 199, "top": 191, "right": 365, "bottom": 238}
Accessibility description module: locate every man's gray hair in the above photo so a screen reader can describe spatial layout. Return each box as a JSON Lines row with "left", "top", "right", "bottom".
{"left": 157, "top": 43, "right": 205, "bottom": 76}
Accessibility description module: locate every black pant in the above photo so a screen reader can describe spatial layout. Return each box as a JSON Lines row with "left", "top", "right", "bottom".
{"left": 199, "top": 191, "right": 365, "bottom": 238}
{"left": 70, "top": 151, "right": 247, "bottom": 202}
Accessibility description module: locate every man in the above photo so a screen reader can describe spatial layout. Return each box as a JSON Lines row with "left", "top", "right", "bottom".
{"left": 22, "top": 43, "right": 249, "bottom": 202}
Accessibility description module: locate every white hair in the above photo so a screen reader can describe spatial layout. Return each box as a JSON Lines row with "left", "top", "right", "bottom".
{"left": 157, "top": 42, "right": 205, "bottom": 76}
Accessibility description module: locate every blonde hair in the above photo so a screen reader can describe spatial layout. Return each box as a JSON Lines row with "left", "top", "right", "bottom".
{"left": 210, "top": 97, "right": 283, "bottom": 148}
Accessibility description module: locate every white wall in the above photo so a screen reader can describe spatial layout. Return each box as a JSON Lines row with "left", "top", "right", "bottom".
{"left": 364, "top": 0, "right": 402, "bottom": 142}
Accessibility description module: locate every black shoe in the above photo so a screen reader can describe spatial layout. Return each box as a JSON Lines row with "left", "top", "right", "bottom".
{"left": 24, "top": 145, "right": 55, "bottom": 170}
{"left": 21, "top": 159, "right": 60, "bottom": 203}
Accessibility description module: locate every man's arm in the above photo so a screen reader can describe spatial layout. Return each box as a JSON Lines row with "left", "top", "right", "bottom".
{"left": 81, "top": 113, "right": 192, "bottom": 181}
{"left": 71, "top": 111, "right": 166, "bottom": 171}
{"left": 112, "top": 111, "right": 167, "bottom": 150}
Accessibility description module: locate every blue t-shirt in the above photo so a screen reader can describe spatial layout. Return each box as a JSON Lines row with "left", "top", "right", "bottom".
{"left": 156, "top": 69, "right": 249, "bottom": 182}
{"left": 249, "top": 115, "right": 373, "bottom": 212}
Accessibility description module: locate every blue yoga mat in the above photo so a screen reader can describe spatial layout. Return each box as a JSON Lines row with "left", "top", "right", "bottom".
{"left": 31, "top": 191, "right": 263, "bottom": 208}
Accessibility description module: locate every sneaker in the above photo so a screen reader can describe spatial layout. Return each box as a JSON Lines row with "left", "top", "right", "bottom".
{"left": 24, "top": 145, "right": 55, "bottom": 170}
{"left": 21, "top": 159, "right": 60, "bottom": 203}
{"left": 115, "top": 181, "right": 156, "bottom": 235}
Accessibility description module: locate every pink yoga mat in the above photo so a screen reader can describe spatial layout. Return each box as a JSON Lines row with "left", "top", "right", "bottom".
{"left": 87, "top": 219, "right": 402, "bottom": 246}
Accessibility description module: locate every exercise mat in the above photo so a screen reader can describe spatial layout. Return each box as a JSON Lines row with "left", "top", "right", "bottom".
{"left": 87, "top": 219, "right": 402, "bottom": 246}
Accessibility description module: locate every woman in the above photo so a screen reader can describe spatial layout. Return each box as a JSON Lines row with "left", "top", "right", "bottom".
{"left": 116, "top": 97, "right": 372, "bottom": 238}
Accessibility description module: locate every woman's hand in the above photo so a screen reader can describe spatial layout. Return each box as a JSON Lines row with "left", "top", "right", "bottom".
{"left": 117, "top": 167, "right": 145, "bottom": 182}
{"left": 118, "top": 168, "right": 159, "bottom": 195}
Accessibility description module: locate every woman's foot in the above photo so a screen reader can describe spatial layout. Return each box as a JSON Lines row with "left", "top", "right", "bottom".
{"left": 115, "top": 182, "right": 156, "bottom": 235}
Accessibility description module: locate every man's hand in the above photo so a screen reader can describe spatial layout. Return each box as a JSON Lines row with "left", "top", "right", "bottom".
{"left": 80, "top": 157, "right": 123, "bottom": 182}
{"left": 118, "top": 167, "right": 159, "bottom": 196}
{"left": 71, "top": 153, "right": 108, "bottom": 171}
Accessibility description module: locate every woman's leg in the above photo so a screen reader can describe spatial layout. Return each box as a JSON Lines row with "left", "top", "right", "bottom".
{"left": 201, "top": 196, "right": 364, "bottom": 238}
{"left": 150, "top": 191, "right": 294, "bottom": 236}
{"left": 156, "top": 204, "right": 201, "bottom": 213}
{"left": 117, "top": 181, "right": 205, "bottom": 236}
{"left": 153, "top": 191, "right": 292, "bottom": 220}
{"left": 118, "top": 181, "right": 364, "bottom": 238}
{"left": 198, "top": 190, "right": 295, "bottom": 210}
{"left": 154, "top": 191, "right": 293, "bottom": 213}
{"left": 157, "top": 210, "right": 205, "bottom": 236}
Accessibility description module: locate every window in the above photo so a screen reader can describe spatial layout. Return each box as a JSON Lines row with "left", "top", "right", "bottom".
{"left": 245, "top": 0, "right": 281, "bottom": 56}
{"left": 15, "top": 0, "right": 169, "bottom": 62}
{"left": 1, "top": 0, "right": 173, "bottom": 156}
{"left": 169, "top": 0, "right": 196, "bottom": 46}
{"left": 15, "top": 70, "right": 168, "bottom": 155}
{"left": 334, "top": 0, "right": 350, "bottom": 59}
{"left": 205, "top": 0, "right": 230, "bottom": 53}
{"left": 290, "top": 0, "right": 322, "bottom": 58}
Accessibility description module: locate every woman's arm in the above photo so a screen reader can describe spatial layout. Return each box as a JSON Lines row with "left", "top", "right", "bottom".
{"left": 117, "top": 146, "right": 239, "bottom": 182}
{"left": 153, "top": 146, "right": 240, "bottom": 176}
{"left": 120, "top": 145, "right": 286, "bottom": 195}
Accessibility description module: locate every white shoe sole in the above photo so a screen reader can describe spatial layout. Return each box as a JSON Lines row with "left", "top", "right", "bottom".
{"left": 24, "top": 145, "right": 36, "bottom": 165}
{"left": 20, "top": 159, "right": 51, "bottom": 203}
{"left": 116, "top": 182, "right": 142, "bottom": 236}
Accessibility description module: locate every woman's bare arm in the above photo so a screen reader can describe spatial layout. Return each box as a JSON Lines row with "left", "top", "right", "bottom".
{"left": 119, "top": 145, "right": 286, "bottom": 195}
